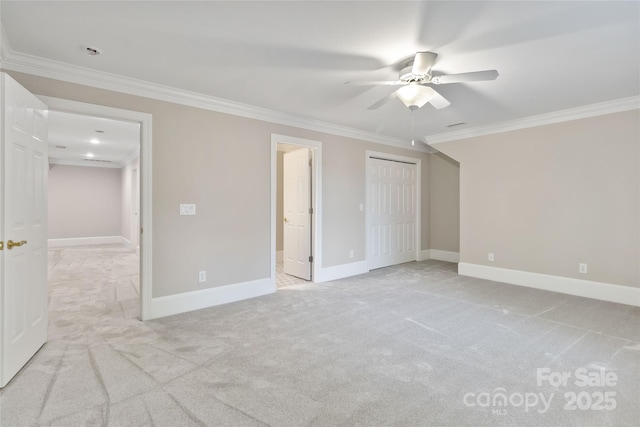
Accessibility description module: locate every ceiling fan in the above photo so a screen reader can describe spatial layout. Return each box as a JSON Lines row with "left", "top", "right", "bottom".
{"left": 346, "top": 52, "right": 499, "bottom": 111}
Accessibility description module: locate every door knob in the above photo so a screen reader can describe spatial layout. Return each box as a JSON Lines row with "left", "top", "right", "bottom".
{"left": 0, "top": 241, "right": 3, "bottom": 250}
{"left": 283, "top": 217, "right": 288, "bottom": 223}
{"left": 7, "top": 240, "right": 27, "bottom": 250}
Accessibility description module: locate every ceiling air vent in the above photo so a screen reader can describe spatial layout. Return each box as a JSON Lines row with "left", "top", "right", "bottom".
{"left": 446, "top": 122, "right": 466, "bottom": 128}
{"left": 55, "top": 145, "right": 67, "bottom": 149}
{"left": 83, "top": 158, "right": 112, "bottom": 163}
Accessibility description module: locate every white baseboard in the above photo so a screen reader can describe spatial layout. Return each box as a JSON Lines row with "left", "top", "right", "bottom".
{"left": 148, "top": 277, "right": 276, "bottom": 319}
{"left": 121, "top": 237, "right": 133, "bottom": 249}
{"left": 428, "top": 249, "right": 460, "bottom": 263}
{"left": 315, "top": 260, "right": 368, "bottom": 283}
{"left": 458, "top": 263, "right": 640, "bottom": 308}
{"left": 276, "top": 250, "right": 283, "bottom": 263}
{"left": 48, "top": 236, "right": 125, "bottom": 248}
{"left": 417, "top": 249, "right": 460, "bottom": 263}
{"left": 418, "top": 249, "right": 431, "bottom": 261}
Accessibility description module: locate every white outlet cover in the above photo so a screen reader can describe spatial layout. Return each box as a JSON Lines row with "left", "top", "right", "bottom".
{"left": 488, "top": 252, "right": 495, "bottom": 261}
{"left": 198, "top": 271, "right": 206, "bottom": 282}
{"left": 180, "top": 204, "right": 196, "bottom": 215}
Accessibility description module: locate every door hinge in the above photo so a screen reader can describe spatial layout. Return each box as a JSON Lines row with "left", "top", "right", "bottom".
{"left": 309, "top": 255, "right": 313, "bottom": 263}
{"left": 140, "top": 227, "right": 143, "bottom": 234}
{"left": 309, "top": 158, "right": 312, "bottom": 166}
{"left": 309, "top": 207, "right": 313, "bottom": 214}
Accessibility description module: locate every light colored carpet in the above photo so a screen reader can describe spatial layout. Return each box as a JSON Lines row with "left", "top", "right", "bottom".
{"left": 1, "top": 244, "right": 638, "bottom": 426}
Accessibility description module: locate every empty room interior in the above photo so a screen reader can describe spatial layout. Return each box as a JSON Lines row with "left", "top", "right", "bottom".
{"left": 0, "top": 1, "right": 638, "bottom": 426}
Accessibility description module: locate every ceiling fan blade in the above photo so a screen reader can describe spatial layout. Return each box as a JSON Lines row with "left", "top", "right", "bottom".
{"left": 431, "top": 70, "right": 499, "bottom": 84}
{"left": 412, "top": 52, "right": 438, "bottom": 75}
{"left": 367, "top": 91, "right": 398, "bottom": 110}
{"left": 423, "top": 86, "right": 451, "bottom": 109}
{"left": 345, "top": 80, "right": 405, "bottom": 86}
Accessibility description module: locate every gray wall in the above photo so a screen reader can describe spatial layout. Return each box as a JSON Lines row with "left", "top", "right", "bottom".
{"left": 12, "top": 71, "right": 434, "bottom": 298}
{"left": 429, "top": 152, "right": 460, "bottom": 252}
{"left": 436, "top": 110, "right": 639, "bottom": 288}
{"left": 121, "top": 157, "right": 140, "bottom": 246}
{"left": 48, "top": 164, "right": 122, "bottom": 239}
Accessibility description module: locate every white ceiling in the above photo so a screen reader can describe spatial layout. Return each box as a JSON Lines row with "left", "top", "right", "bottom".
{"left": 2, "top": 1, "right": 638, "bottom": 145}
{"left": 48, "top": 111, "right": 140, "bottom": 167}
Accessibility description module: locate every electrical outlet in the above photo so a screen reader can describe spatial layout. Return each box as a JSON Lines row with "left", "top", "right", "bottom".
{"left": 180, "top": 204, "right": 196, "bottom": 215}
{"left": 349, "top": 249, "right": 354, "bottom": 259}
{"left": 488, "top": 252, "right": 495, "bottom": 262}
{"left": 199, "top": 271, "right": 207, "bottom": 282}
{"left": 359, "top": 203, "right": 364, "bottom": 212}
{"left": 579, "top": 263, "right": 588, "bottom": 274}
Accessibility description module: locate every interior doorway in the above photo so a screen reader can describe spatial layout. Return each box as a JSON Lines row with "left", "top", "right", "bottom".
{"left": 46, "top": 110, "right": 142, "bottom": 318}
{"left": 40, "top": 96, "right": 153, "bottom": 320}
{"left": 271, "top": 134, "right": 322, "bottom": 289}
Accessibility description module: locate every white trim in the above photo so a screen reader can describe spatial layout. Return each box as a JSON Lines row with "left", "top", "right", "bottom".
{"left": 48, "top": 236, "right": 124, "bottom": 248}
{"left": 48, "top": 158, "right": 122, "bottom": 169}
{"left": 417, "top": 249, "right": 460, "bottom": 262}
{"left": 0, "top": 26, "right": 11, "bottom": 69}
{"left": 0, "top": 46, "right": 428, "bottom": 152}
{"left": 39, "top": 96, "right": 154, "bottom": 320}
{"left": 48, "top": 148, "right": 140, "bottom": 169}
{"left": 276, "top": 250, "right": 283, "bottom": 263}
{"left": 271, "top": 134, "right": 322, "bottom": 284}
{"left": 426, "top": 96, "right": 640, "bottom": 145}
{"left": 315, "top": 261, "right": 369, "bottom": 283}
{"left": 148, "top": 278, "right": 275, "bottom": 320}
{"left": 121, "top": 236, "right": 133, "bottom": 250}
{"left": 429, "top": 249, "right": 460, "bottom": 263}
{"left": 120, "top": 147, "right": 141, "bottom": 168}
{"left": 458, "top": 263, "right": 640, "bottom": 308}
{"left": 365, "top": 151, "right": 422, "bottom": 271}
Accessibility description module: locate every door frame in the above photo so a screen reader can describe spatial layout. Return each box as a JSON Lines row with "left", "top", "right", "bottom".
{"left": 38, "top": 96, "right": 153, "bottom": 320}
{"left": 271, "top": 134, "right": 322, "bottom": 284}
{"left": 365, "top": 150, "right": 422, "bottom": 271}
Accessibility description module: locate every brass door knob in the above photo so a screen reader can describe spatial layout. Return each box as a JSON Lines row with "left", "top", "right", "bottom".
{"left": 283, "top": 217, "right": 288, "bottom": 223}
{"left": 7, "top": 240, "right": 27, "bottom": 250}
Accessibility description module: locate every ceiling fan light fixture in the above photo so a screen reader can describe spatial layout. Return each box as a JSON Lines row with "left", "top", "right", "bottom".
{"left": 396, "top": 85, "right": 433, "bottom": 109}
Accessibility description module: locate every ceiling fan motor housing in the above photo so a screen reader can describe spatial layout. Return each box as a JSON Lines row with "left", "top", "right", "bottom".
{"left": 399, "top": 65, "right": 429, "bottom": 83}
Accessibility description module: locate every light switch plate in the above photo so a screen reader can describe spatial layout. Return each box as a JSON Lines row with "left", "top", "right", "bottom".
{"left": 180, "top": 204, "right": 196, "bottom": 215}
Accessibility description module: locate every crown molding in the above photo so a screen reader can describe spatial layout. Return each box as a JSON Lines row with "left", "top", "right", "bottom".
{"left": 0, "top": 44, "right": 428, "bottom": 153}
{"left": 49, "top": 158, "right": 122, "bottom": 169}
{"left": 426, "top": 96, "right": 640, "bottom": 145}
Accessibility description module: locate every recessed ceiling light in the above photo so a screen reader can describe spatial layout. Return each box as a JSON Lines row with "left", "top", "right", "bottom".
{"left": 85, "top": 47, "right": 101, "bottom": 56}
{"left": 86, "top": 153, "right": 95, "bottom": 158}
{"left": 90, "top": 138, "right": 100, "bottom": 144}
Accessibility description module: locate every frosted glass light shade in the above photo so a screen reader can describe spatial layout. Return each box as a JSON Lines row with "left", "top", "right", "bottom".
{"left": 396, "top": 85, "right": 434, "bottom": 109}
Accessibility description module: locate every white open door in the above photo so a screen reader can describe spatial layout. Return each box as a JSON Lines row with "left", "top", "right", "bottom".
{"left": 283, "top": 148, "right": 312, "bottom": 280}
{"left": 368, "top": 157, "right": 417, "bottom": 270}
{"left": 0, "top": 73, "right": 49, "bottom": 388}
